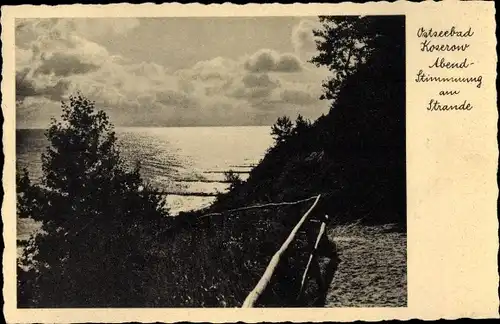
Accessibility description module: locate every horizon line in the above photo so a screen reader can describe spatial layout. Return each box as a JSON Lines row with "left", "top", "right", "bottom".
{"left": 16, "top": 125, "right": 275, "bottom": 130}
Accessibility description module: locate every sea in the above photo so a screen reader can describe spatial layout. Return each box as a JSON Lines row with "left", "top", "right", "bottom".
{"left": 16, "top": 126, "right": 273, "bottom": 243}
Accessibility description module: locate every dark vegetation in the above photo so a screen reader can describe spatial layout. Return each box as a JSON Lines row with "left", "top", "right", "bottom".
{"left": 215, "top": 15, "right": 406, "bottom": 227}
{"left": 17, "top": 95, "right": 171, "bottom": 306}
{"left": 17, "top": 16, "right": 405, "bottom": 307}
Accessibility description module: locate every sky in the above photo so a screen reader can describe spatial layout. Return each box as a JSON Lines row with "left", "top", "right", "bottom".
{"left": 15, "top": 17, "right": 331, "bottom": 128}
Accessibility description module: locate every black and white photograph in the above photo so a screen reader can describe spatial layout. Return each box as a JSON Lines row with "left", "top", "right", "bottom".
{"left": 15, "top": 14, "right": 406, "bottom": 308}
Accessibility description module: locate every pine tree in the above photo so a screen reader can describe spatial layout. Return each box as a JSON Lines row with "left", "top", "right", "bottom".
{"left": 17, "top": 93, "right": 170, "bottom": 307}
{"left": 310, "top": 16, "right": 377, "bottom": 101}
{"left": 271, "top": 116, "right": 294, "bottom": 144}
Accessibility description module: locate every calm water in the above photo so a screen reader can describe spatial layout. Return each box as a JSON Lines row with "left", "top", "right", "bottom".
{"left": 16, "top": 126, "right": 273, "bottom": 241}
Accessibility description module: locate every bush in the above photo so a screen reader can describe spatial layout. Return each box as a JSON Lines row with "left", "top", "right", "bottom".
{"left": 17, "top": 93, "right": 170, "bottom": 307}
{"left": 223, "top": 170, "right": 243, "bottom": 189}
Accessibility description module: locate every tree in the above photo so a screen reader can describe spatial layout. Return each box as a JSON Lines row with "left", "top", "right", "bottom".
{"left": 309, "top": 15, "right": 406, "bottom": 225}
{"left": 271, "top": 116, "right": 294, "bottom": 144}
{"left": 293, "top": 114, "right": 311, "bottom": 135}
{"left": 310, "top": 16, "right": 379, "bottom": 101}
{"left": 17, "top": 93, "right": 170, "bottom": 307}
{"left": 311, "top": 15, "right": 405, "bottom": 151}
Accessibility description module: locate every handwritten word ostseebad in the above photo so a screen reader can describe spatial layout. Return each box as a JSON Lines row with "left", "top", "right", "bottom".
{"left": 417, "top": 26, "right": 474, "bottom": 38}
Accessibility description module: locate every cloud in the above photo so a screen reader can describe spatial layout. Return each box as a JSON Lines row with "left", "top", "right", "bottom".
{"left": 15, "top": 18, "right": 330, "bottom": 127}
{"left": 227, "top": 73, "right": 281, "bottom": 102}
{"left": 16, "top": 96, "right": 63, "bottom": 128}
{"left": 16, "top": 70, "right": 38, "bottom": 101}
{"left": 73, "top": 18, "right": 140, "bottom": 38}
{"left": 34, "top": 52, "right": 100, "bottom": 77}
{"left": 276, "top": 53, "right": 303, "bottom": 72}
{"left": 156, "top": 90, "right": 196, "bottom": 109}
{"left": 16, "top": 18, "right": 139, "bottom": 46}
{"left": 244, "top": 49, "right": 302, "bottom": 73}
{"left": 39, "top": 79, "right": 71, "bottom": 102}
{"left": 189, "top": 57, "right": 238, "bottom": 80}
{"left": 280, "top": 89, "right": 317, "bottom": 105}
{"left": 241, "top": 73, "right": 279, "bottom": 89}
{"left": 16, "top": 68, "right": 70, "bottom": 102}
{"left": 125, "top": 61, "right": 170, "bottom": 80}
{"left": 230, "top": 86, "right": 275, "bottom": 100}
{"left": 16, "top": 47, "right": 33, "bottom": 68}
{"left": 18, "top": 19, "right": 121, "bottom": 69}
{"left": 291, "top": 19, "right": 322, "bottom": 61}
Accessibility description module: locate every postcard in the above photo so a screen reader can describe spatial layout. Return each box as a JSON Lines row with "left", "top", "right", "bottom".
{"left": 1, "top": 2, "right": 498, "bottom": 322}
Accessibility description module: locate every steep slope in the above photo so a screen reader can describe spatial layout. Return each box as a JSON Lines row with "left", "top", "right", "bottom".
{"left": 211, "top": 33, "right": 406, "bottom": 227}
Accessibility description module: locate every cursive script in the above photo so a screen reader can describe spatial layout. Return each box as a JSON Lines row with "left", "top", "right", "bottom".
{"left": 417, "top": 26, "right": 474, "bottom": 38}
{"left": 427, "top": 99, "right": 473, "bottom": 111}
{"left": 416, "top": 26, "right": 481, "bottom": 111}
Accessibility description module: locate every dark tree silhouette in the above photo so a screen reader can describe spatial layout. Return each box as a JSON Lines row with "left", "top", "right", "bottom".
{"left": 311, "top": 15, "right": 406, "bottom": 225}
{"left": 17, "top": 93, "right": 170, "bottom": 307}
{"left": 293, "top": 114, "right": 311, "bottom": 135}
{"left": 310, "top": 16, "right": 384, "bottom": 101}
{"left": 225, "top": 16, "right": 405, "bottom": 225}
{"left": 271, "top": 116, "right": 294, "bottom": 143}
{"left": 224, "top": 169, "right": 244, "bottom": 191}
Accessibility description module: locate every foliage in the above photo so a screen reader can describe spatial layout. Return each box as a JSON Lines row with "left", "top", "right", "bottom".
{"left": 270, "top": 116, "right": 294, "bottom": 143}
{"left": 223, "top": 170, "right": 244, "bottom": 191}
{"left": 17, "top": 93, "right": 170, "bottom": 307}
{"left": 142, "top": 202, "right": 323, "bottom": 307}
{"left": 293, "top": 114, "right": 311, "bottom": 135}
{"left": 270, "top": 114, "right": 312, "bottom": 149}
{"left": 310, "top": 16, "right": 390, "bottom": 101}
{"left": 223, "top": 15, "right": 406, "bottom": 225}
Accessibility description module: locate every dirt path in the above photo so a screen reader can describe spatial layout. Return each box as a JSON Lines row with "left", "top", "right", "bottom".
{"left": 325, "top": 223, "right": 407, "bottom": 307}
